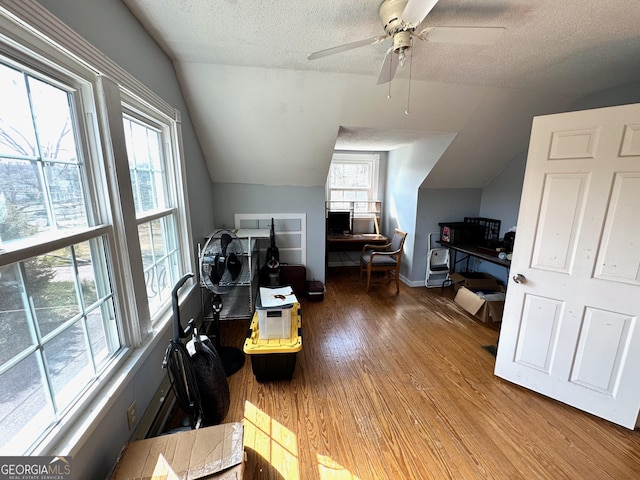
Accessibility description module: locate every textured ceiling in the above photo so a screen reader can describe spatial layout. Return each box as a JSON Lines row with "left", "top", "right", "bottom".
{"left": 122, "top": 0, "right": 640, "bottom": 187}
{"left": 124, "top": 0, "right": 640, "bottom": 93}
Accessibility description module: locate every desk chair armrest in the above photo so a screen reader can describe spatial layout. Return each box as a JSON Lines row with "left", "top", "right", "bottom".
{"left": 361, "top": 242, "right": 391, "bottom": 254}
{"left": 370, "top": 247, "right": 401, "bottom": 258}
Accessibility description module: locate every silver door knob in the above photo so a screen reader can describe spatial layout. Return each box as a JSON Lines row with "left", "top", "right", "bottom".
{"left": 513, "top": 273, "right": 526, "bottom": 284}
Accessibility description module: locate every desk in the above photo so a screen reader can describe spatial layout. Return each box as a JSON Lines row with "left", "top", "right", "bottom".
{"left": 327, "top": 233, "right": 388, "bottom": 251}
{"left": 326, "top": 234, "right": 388, "bottom": 273}
{"left": 439, "top": 242, "right": 511, "bottom": 271}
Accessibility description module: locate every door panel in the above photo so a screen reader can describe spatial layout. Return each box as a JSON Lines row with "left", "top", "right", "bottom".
{"left": 594, "top": 173, "right": 640, "bottom": 284}
{"left": 620, "top": 124, "right": 640, "bottom": 155}
{"left": 570, "top": 308, "right": 636, "bottom": 395}
{"left": 515, "top": 294, "right": 563, "bottom": 373}
{"left": 549, "top": 128, "right": 600, "bottom": 159}
{"left": 495, "top": 103, "right": 640, "bottom": 429}
{"left": 531, "top": 174, "right": 589, "bottom": 273}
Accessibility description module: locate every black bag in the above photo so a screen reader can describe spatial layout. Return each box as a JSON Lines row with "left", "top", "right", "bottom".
{"left": 189, "top": 333, "right": 230, "bottom": 426}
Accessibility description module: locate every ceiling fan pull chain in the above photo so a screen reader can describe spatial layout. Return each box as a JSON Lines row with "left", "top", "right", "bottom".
{"left": 387, "top": 53, "right": 393, "bottom": 99}
{"left": 405, "top": 44, "right": 413, "bottom": 115}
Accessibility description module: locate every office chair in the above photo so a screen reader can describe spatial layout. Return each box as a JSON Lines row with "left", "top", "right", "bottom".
{"left": 360, "top": 229, "right": 407, "bottom": 293}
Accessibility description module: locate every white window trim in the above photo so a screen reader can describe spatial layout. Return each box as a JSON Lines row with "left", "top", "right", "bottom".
{"left": 121, "top": 91, "right": 195, "bottom": 324}
{"left": 327, "top": 152, "right": 380, "bottom": 217}
{"left": 0, "top": 0, "right": 196, "bottom": 456}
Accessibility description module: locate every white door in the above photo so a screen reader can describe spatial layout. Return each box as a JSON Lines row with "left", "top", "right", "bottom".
{"left": 495, "top": 103, "right": 640, "bottom": 429}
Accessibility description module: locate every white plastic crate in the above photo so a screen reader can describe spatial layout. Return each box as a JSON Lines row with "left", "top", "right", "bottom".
{"left": 257, "top": 286, "right": 296, "bottom": 339}
{"left": 257, "top": 306, "right": 292, "bottom": 340}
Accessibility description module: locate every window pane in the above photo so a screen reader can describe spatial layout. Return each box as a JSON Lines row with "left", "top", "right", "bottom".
{"left": 330, "top": 162, "right": 371, "bottom": 189}
{"left": 139, "top": 215, "right": 179, "bottom": 316}
{"left": 0, "top": 236, "right": 120, "bottom": 451}
{"left": 86, "top": 298, "right": 116, "bottom": 369}
{"left": 75, "top": 240, "right": 98, "bottom": 307}
{"left": 0, "top": 62, "right": 88, "bottom": 244}
{"left": 43, "top": 321, "right": 92, "bottom": 412}
{"left": 0, "top": 353, "right": 55, "bottom": 455}
{"left": 27, "top": 76, "right": 78, "bottom": 162}
{"left": 0, "top": 159, "right": 89, "bottom": 239}
{"left": 139, "top": 220, "right": 153, "bottom": 270}
{"left": 45, "top": 161, "right": 87, "bottom": 229}
{"left": 343, "top": 191, "right": 357, "bottom": 201}
{"left": 0, "top": 264, "right": 34, "bottom": 365}
{"left": 26, "top": 247, "right": 80, "bottom": 338}
{"left": 329, "top": 163, "right": 344, "bottom": 188}
{"left": 123, "top": 117, "right": 166, "bottom": 214}
{"left": 0, "top": 158, "right": 48, "bottom": 240}
{"left": 0, "top": 63, "right": 37, "bottom": 157}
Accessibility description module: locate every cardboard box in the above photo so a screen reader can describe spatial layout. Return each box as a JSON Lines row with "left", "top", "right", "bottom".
{"left": 454, "top": 286, "right": 506, "bottom": 323}
{"left": 110, "top": 423, "right": 244, "bottom": 480}
{"left": 449, "top": 272, "right": 501, "bottom": 291}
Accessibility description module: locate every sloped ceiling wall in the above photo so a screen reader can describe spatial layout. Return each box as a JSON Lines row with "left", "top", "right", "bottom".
{"left": 179, "top": 61, "right": 574, "bottom": 187}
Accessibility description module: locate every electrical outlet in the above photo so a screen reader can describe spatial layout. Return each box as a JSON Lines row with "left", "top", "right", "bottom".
{"left": 127, "top": 401, "right": 137, "bottom": 430}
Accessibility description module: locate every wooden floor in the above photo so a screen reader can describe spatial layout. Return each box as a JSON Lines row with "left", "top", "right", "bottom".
{"left": 213, "top": 267, "right": 640, "bottom": 479}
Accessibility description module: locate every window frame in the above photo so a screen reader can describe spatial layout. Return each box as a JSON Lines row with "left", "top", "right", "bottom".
{"left": 121, "top": 97, "right": 192, "bottom": 322}
{"left": 0, "top": 47, "right": 131, "bottom": 454}
{"left": 326, "top": 152, "right": 380, "bottom": 218}
{"left": 0, "top": 4, "right": 196, "bottom": 455}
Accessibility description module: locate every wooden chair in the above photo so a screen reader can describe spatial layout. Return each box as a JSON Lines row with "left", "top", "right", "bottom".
{"left": 359, "top": 229, "right": 407, "bottom": 293}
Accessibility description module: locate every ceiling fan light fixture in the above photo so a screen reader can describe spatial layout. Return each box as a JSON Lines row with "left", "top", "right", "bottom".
{"left": 308, "top": 0, "right": 505, "bottom": 94}
{"left": 393, "top": 31, "right": 412, "bottom": 67}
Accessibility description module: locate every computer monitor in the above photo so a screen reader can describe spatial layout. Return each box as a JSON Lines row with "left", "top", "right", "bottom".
{"left": 327, "top": 211, "right": 351, "bottom": 234}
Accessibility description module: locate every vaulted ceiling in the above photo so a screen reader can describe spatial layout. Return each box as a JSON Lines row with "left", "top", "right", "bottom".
{"left": 122, "top": 0, "right": 640, "bottom": 188}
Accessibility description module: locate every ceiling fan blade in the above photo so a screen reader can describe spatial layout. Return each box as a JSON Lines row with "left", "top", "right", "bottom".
{"left": 401, "top": 0, "right": 440, "bottom": 26}
{"left": 307, "top": 35, "right": 388, "bottom": 60}
{"left": 420, "top": 26, "right": 505, "bottom": 45}
{"left": 376, "top": 49, "right": 399, "bottom": 85}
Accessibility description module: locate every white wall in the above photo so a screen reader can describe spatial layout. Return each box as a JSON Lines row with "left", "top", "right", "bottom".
{"left": 211, "top": 183, "right": 326, "bottom": 282}
{"left": 385, "top": 134, "right": 456, "bottom": 282}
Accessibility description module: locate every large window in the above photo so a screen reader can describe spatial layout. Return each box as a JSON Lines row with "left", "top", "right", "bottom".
{"left": 0, "top": 61, "right": 89, "bottom": 239}
{"left": 123, "top": 112, "right": 181, "bottom": 318}
{"left": 326, "top": 152, "right": 380, "bottom": 216}
{"left": 0, "top": 57, "right": 120, "bottom": 454}
{"left": 0, "top": 10, "right": 192, "bottom": 454}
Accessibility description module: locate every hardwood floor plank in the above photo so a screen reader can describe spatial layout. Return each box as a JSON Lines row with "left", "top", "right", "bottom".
{"left": 212, "top": 267, "right": 640, "bottom": 479}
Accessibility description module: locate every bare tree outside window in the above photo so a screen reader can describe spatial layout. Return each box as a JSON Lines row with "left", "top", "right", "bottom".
{"left": 0, "top": 60, "right": 120, "bottom": 454}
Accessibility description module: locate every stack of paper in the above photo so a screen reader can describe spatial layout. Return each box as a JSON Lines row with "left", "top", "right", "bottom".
{"left": 259, "top": 286, "right": 298, "bottom": 308}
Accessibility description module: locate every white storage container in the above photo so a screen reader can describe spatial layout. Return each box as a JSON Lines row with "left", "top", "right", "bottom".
{"left": 256, "top": 287, "right": 295, "bottom": 339}
{"left": 257, "top": 306, "right": 292, "bottom": 340}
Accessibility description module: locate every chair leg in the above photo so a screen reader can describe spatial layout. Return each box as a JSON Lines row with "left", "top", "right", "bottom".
{"left": 395, "top": 270, "right": 400, "bottom": 294}
{"left": 366, "top": 266, "right": 371, "bottom": 292}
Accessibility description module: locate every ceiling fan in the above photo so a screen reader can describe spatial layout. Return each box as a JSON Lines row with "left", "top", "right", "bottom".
{"left": 307, "top": 0, "right": 505, "bottom": 85}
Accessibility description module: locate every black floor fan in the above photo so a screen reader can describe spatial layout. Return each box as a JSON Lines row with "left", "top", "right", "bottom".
{"left": 162, "top": 273, "right": 230, "bottom": 428}
{"left": 199, "top": 229, "right": 247, "bottom": 376}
